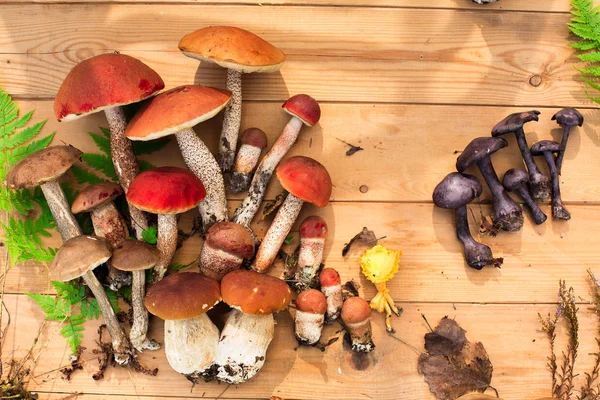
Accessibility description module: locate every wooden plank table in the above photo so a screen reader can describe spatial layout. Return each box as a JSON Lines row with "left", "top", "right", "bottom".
{"left": 1, "top": 1, "right": 598, "bottom": 399}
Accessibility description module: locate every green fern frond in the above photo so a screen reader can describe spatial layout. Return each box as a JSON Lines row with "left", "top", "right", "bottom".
{"left": 61, "top": 315, "right": 85, "bottom": 353}
{"left": 139, "top": 159, "right": 156, "bottom": 172}
{"left": 82, "top": 153, "right": 118, "bottom": 181}
{"left": 132, "top": 137, "right": 170, "bottom": 155}
{"left": 87, "top": 132, "right": 110, "bottom": 156}
{"left": 70, "top": 164, "right": 106, "bottom": 185}
{"left": 570, "top": 0, "right": 600, "bottom": 102}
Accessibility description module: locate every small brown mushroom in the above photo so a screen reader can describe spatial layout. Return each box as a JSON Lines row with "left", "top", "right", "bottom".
{"left": 319, "top": 268, "right": 343, "bottom": 323}
{"left": 341, "top": 296, "right": 375, "bottom": 353}
{"left": 295, "top": 289, "right": 327, "bottom": 345}
{"left": 228, "top": 128, "right": 268, "bottom": 193}
{"left": 531, "top": 140, "right": 570, "bottom": 220}
{"left": 293, "top": 216, "right": 328, "bottom": 291}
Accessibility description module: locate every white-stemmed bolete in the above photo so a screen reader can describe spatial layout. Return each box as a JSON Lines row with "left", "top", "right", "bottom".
{"left": 233, "top": 94, "right": 321, "bottom": 229}
{"left": 531, "top": 140, "right": 571, "bottom": 221}
{"left": 110, "top": 240, "right": 160, "bottom": 352}
{"left": 295, "top": 289, "right": 326, "bottom": 346}
{"left": 145, "top": 272, "right": 221, "bottom": 379}
{"left": 127, "top": 167, "right": 206, "bottom": 282}
{"left": 199, "top": 221, "right": 255, "bottom": 281}
{"left": 126, "top": 85, "right": 231, "bottom": 229}
{"left": 54, "top": 53, "right": 165, "bottom": 238}
{"left": 50, "top": 235, "right": 132, "bottom": 364}
{"left": 341, "top": 296, "right": 375, "bottom": 353}
{"left": 6, "top": 146, "right": 83, "bottom": 241}
{"left": 253, "top": 156, "right": 332, "bottom": 273}
{"left": 319, "top": 268, "right": 343, "bottom": 323}
{"left": 228, "top": 128, "right": 268, "bottom": 193}
{"left": 293, "top": 215, "right": 328, "bottom": 291}
{"left": 178, "top": 26, "right": 286, "bottom": 173}
{"left": 215, "top": 269, "right": 292, "bottom": 384}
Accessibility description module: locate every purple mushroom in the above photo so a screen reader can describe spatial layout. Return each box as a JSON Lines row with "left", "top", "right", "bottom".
{"left": 531, "top": 140, "right": 571, "bottom": 221}
{"left": 551, "top": 108, "right": 584, "bottom": 175}
{"left": 502, "top": 169, "right": 547, "bottom": 225}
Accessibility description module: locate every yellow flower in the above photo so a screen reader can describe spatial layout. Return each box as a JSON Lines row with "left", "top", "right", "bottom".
{"left": 359, "top": 244, "right": 402, "bottom": 284}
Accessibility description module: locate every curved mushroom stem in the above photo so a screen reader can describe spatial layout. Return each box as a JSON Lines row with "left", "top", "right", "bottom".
{"left": 293, "top": 238, "right": 324, "bottom": 291}
{"left": 130, "top": 270, "right": 159, "bottom": 352}
{"left": 543, "top": 152, "right": 571, "bottom": 220}
{"left": 228, "top": 144, "right": 262, "bottom": 194}
{"left": 152, "top": 214, "right": 178, "bottom": 283}
{"left": 477, "top": 157, "right": 523, "bottom": 232}
{"left": 513, "top": 185, "right": 547, "bottom": 225}
{"left": 515, "top": 128, "right": 550, "bottom": 201}
{"left": 556, "top": 125, "right": 571, "bottom": 176}
{"left": 233, "top": 117, "right": 304, "bottom": 228}
{"left": 82, "top": 269, "right": 132, "bottom": 364}
{"left": 455, "top": 205, "right": 503, "bottom": 270}
{"left": 214, "top": 310, "right": 274, "bottom": 384}
{"left": 253, "top": 194, "right": 304, "bottom": 273}
{"left": 175, "top": 128, "right": 228, "bottom": 230}
{"left": 40, "top": 181, "right": 82, "bottom": 241}
{"left": 217, "top": 69, "right": 243, "bottom": 174}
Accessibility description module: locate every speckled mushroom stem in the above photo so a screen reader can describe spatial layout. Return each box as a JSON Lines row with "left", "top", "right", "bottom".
{"left": 175, "top": 128, "right": 228, "bottom": 230}
{"left": 293, "top": 238, "right": 325, "bottom": 291}
{"left": 253, "top": 194, "right": 304, "bottom": 273}
{"left": 233, "top": 117, "right": 304, "bottom": 228}
{"left": 153, "top": 214, "right": 178, "bottom": 283}
{"left": 542, "top": 152, "right": 571, "bottom": 220}
{"left": 345, "top": 318, "right": 374, "bottom": 353}
{"left": 228, "top": 144, "right": 262, "bottom": 194}
{"left": 40, "top": 181, "right": 82, "bottom": 241}
{"left": 511, "top": 185, "right": 547, "bottom": 225}
{"left": 455, "top": 206, "right": 502, "bottom": 270}
{"left": 556, "top": 125, "right": 571, "bottom": 175}
{"left": 214, "top": 309, "right": 274, "bottom": 384}
{"left": 295, "top": 310, "right": 324, "bottom": 345}
{"left": 217, "top": 69, "right": 243, "bottom": 173}
{"left": 515, "top": 128, "right": 550, "bottom": 201}
{"left": 104, "top": 107, "right": 148, "bottom": 238}
{"left": 130, "top": 270, "right": 159, "bottom": 352}
{"left": 322, "top": 284, "right": 342, "bottom": 323}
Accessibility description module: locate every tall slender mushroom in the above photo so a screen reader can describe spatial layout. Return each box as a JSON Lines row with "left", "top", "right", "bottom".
{"left": 232, "top": 94, "right": 321, "bottom": 229}
{"left": 145, "top": 272, "right": 221, "bottom": 379}
{"left": 530, "top": 140, "right": 571, "bottom": 220}
{"left": 126, "top": 85, "right": 231, "bottom": 230}
{"left": 293, "top": 216, "right": 328, "bottom": 291}
{"left": 502, "top": 169, "right": 547, "bottom": 225}
{"left": 341, "top": 296, "right": 375, "bottom": 353}
{"left": 215, "top": 270, "right": 292, "bottom": 384}
{"left": 228, "top": 128, "right": 268, "bottom": 193}
{"left": 433, "top": 172, "right": 503, "bottom": 270}
{"left": 319, "top": 268, "right": 343, "bottom": 323}
{"left": 178, "top": 26, "right": 286, "bottom": 173}
{"left": 126, "top": 167, "right": 206, "bottom": 282}
{"left": 71, "top": 182, "right": 130, "bottom": 290}
{"left": 54, "top": 53, "right": 165, "bottom": 238}
{"left": 295, "top": 289, "right": 327, "bottom": 345}
{"left": 50, "top": 235, "right": 132, "bottom": 364}
{"left": 456, "top": 137, "right": 523, "bottom": 232}
{"left": 253, "top": 156, "right": 332, "bottom": 273}
{"left": 110, "top": 240, "right": 160, "bottom": 352}
{"left": 551, "top": 108, "right": 584, "bottom": 175}
{"left": 491, "top": 110, "right": 550, "bottom": 201}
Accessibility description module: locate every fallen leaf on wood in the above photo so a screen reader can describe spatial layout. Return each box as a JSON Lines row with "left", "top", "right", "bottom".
{"left": 262, "top": 191, "right": 286, "bottom": 220}
{"left": 337, "top": 138, "right": 364, "bottom": 156}
{"left": 342, "top": 227, "right": 379, "bottom": 256}
{"left": 342, "top": 280, "right": 361, "bottom": 300}
{"left": 424, "top": 317, "right": 466, "bottom": 356}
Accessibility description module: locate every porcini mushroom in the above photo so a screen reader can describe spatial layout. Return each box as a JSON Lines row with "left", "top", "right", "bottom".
{"left": 491, "top": 110, "right": 550, "bottom": 201}
{"left": 178, "top": 26, "right": 286, "bottom": 173}
{"left": 215, "top": 269, "right": 292, "bottom": 384}
{"left": 502, "top": 169, "right": 547, "bottom": 225}
{"left": 233, "top": 94, "right": 321, "bottom": 229}
{"left": 6, "top": 146, "right": 83, "bottom": 241}
{"left": 456, "top": 137, "right": 524, "bottom": 232}
{"left": 293, "top": 216, "right": 328, "bottom": 291}
{"left": 551, "top": 107, "right": 584, "bottom": 175}
{"left": 145, "top": 272, "right": 221, "bottom": 379}
{"left": 110, "top": 240, "right": 160, "bottom": 352}
{"left": 253, "top": 156, "right": 332, "bottom": 273}
{"left": 71, "top": 182, "right": 130, "bottom": 290}
{"left": 127, "top": 167, "right": 206, "bottom": 282}
{"left": 50, "top": 235, "right": 132, "bottom": 364}
{"left": 433, "top": 172, "right": 503, "bottom": 270}
{"left": 54, "top": 53, "right": 164, "bottom": 238}
{"left": 319, "top": 268, "right": 343, "bottom": 323}
{"left": 199, "top": 221, "right": 255, "bottom": 281}
{"left": 125, "top": 85, "right": 231, "bottom": 229}
{"left": 530, "top": 140, "right": 571, "bottom": 220}
{"left": 295, "top": 289, "right": 327, "bottom": 346}
{"left": 228, "top": 128, "right": 268, "bottom": 193}
{"left": 341, "top": 296, "right": 374, "bottom": 353}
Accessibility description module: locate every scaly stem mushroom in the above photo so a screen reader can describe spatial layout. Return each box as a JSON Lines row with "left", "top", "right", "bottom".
{"left": 130, "top": 269, "right": 160, "bottom": 351}
{"left": 40, "top": 181, "right": 82, "bottom": 241}
{"left": 155, "top": 214, "right": 178, "bottom": 282}
{"left": 217, "top": 70, "right": 242, "bottom": 173}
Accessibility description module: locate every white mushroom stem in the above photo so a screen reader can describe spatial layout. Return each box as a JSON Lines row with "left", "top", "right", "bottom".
{"left": 40, "top": 181, "right": 82, "bottom": 241}
{"left": 253, "top": 194, "right": 304, "bottom": 273}
{"left": 321, "top": 284, "right": 343, "bottom": 323}
{"left": 130, "top": 270, "right": 159, "bottom": 352}
{"left": 199, "top": 243, "right": 243, "bottom": 281}
{"left": 164, "top": 314, "right": 219, "bottom": 376}
{"left": 175, "top": 128, "right": 228, "bottom": 230}
{"left": 293, "top": 238, "right": 325, "bottom": 290}
{"left": 228, "top": 144, "right": 262, "bottom": 194}
{"left": 346, "top": 318, "right": 375, "bottom": 353}
{"left": 295, "top": 310, "right": 324, "bottom": 345}
{"left": 153, "top": 214, "right": 178, "bottom": 283}
{"left": 217, "top": 69, "right": 243, "bottom": 173}
{"left": 214, "top": 309, "right": 274, "bottom": 384}
{"left": 233, "top": 117, "right": 304, "bottom": 228}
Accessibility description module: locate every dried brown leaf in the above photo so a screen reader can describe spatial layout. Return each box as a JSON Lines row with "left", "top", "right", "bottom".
{"left": 342, "top": 280, "right": 361, "bottom": 300}
{"left": 424, "top": 317, "right": 467, "bottom": 356}
{"left": 342, "top": 227, "right": 378, "bottom": 256}
{"left": 262, "top": 192, "right": 286, "bottom": 220}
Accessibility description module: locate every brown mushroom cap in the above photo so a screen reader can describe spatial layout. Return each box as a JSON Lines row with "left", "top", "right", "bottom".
{"left": 125, "top": 85, "right": 232, "bottom": 141}
{"left": 205, "top": 221, "right": 255, "bottom": 259}
{"left": 282, "top": 94, "right": 321, "bottom": 127}
{"left": 531, "top": 140, "right": 561, "bottom": 155}
{"left": 110, "top": 239, "right": 159, "bottom": 272}
{"left": 341, "top": 297, "right": 371, "bottom": 324}
{"left": 296, "top": 289, "right": 327, "bottom": 314}
{"left": 54, "top": 53, "right": 165, "bottom": 122}
{"left": 71, "top": 182, "right": 123, "bottom": 214}
{"left": 491, "top": 110, "right": 540, "bottom": 136}
{"left": 240, "top": 128, "right": 268, "bottom": 149}
{"left": 145, "top": 272, "right": 221, "bottom": 320}
{"left": 6, "top": 146, "right": 82, "bottom": 189}
{"left": 221, "top": 270, "right": 292, "bottom": 315}
{"left": 49, "top": 235, "right": 111, "bottom": 282}
{"left": 319, "top": 268, "right": 341, "bottom": 287}
{"left": 178, "top": 26, "right": 286, "bottom": 73}
{"left": 276, "top": 156, "right": 332, "bottom": 207}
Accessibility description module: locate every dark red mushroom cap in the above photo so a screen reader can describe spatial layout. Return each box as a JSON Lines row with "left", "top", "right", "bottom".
{"left": 341, "top": 296, "right": 371, "bottom": 324}
{"left": 221, "top": 270, "right": 292, "bottom": 316}
{"left": 54, "top": 53, "right": 165, "bottom": 122}
{"left": 433, "top": 172, "right": 482, "bottom": 209}
{"left": 240, "top": 128, "right": 268, "bottom": 149}
{"left": 319, "top": 268, "right": 341, "bottom": 288}
{"left": 552, "top": 108, "right": 584, "bottom": 127}
{"left": 282, "top": 94, "right": 321, "bottom": 127}
{"left": 531, "top": 140, "right": 561, "bottom": 156}
{"left": 502, "top": 168, "right": 529, "bottom": 191}
{"left": 296, "top": 289, "right": 327, "bottom": 314}
{"left": 276, "top": 156, "right": 332, "bottom": 207}
{"left": 491, "top": 110, "right": 540, "bottom": 136}
{"left": 300, "top": 216, "right": 328, "bottom": 239}
{"left": 456, "top": 137, "right": 508, "bottom": 173}
{"left": 71, "top": 182, "right": 123, "bottom": 214}
{"left": 205, "top": 221, "right": 255, "bottom": 259}
{"left": 126, "top": 167, "right": 206, "bottom": 214}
